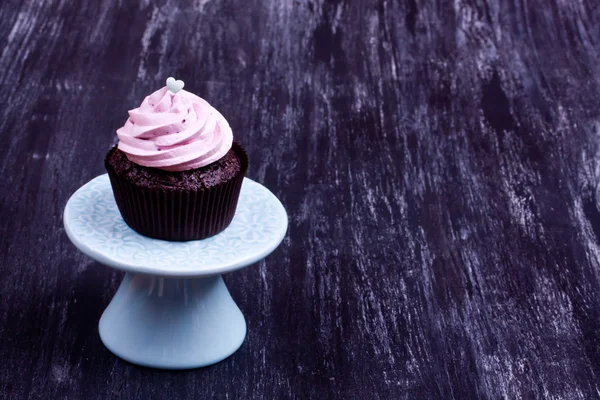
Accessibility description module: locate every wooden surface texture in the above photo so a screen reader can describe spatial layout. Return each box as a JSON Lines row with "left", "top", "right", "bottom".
{"left": 1, "top": 0, "right": 600, "bottom": 398}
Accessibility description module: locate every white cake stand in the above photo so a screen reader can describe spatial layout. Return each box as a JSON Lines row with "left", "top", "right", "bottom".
{"left": 63, "top": 174, "right": 287, "bottom": 369}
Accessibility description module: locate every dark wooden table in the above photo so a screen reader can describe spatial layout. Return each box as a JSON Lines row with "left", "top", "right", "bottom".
{"left": 2, "top": 0, "right": 600, "bottom": 398}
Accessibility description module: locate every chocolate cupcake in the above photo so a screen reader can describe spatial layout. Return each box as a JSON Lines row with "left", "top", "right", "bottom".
{"left": 105, "top": 77, "right": 248, "bottom": 241}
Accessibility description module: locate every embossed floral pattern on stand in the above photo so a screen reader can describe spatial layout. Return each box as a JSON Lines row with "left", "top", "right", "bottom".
{"left": 65, "top": 175, "right": 287, "bottom": 273}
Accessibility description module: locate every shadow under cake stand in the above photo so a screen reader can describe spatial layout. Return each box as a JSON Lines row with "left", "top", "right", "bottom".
{"left": 63, "top": 174, "right": 287, "bottom": 369}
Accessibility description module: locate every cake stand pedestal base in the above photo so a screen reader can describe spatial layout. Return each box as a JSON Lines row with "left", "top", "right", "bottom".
{"left": 99, "top": 273, "right": 246, "bottom": 369}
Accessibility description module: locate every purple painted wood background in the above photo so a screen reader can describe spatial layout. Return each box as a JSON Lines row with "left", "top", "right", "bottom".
{"left": 1, "top": 0, "right": 600, "bottom": 398}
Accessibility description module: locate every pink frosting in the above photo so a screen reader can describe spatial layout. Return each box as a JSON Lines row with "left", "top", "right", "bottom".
{"left": 117, "top": 87, "right": 233, "bottom": 171}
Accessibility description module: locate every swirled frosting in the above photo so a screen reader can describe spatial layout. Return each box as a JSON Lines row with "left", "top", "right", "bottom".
{"left": 116, "top": 86, "right": 233, "bottom": 172}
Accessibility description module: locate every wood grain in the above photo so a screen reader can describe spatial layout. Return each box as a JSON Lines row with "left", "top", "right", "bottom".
{"left": 1, "top": 0, "right": 600, "bottom": 398}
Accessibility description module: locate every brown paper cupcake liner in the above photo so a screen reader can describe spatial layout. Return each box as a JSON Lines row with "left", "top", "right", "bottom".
{"left": 105, "top": 142, "right": 248, "bottom": 241}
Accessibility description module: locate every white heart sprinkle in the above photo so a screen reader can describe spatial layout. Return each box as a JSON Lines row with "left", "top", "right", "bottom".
{"left": 166, "top": 77, "right": 185, "bottom": 93}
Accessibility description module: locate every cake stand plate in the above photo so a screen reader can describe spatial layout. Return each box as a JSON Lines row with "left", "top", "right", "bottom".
{"left": 64, "top": 174, "right": 287, "bottom": 369}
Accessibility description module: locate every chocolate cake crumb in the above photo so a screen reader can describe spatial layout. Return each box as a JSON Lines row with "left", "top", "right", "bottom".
{"left": 106, "top": 145, "right": 242, "bottom": 191}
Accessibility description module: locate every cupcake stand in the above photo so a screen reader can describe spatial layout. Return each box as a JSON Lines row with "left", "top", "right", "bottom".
{"left": 63, "top": 174, "right": 287, "bottom": 369}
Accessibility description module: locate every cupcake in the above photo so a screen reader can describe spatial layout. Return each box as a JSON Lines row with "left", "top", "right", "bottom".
{"left": 105, "top": 77, "right": 248, "bottom": 241}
